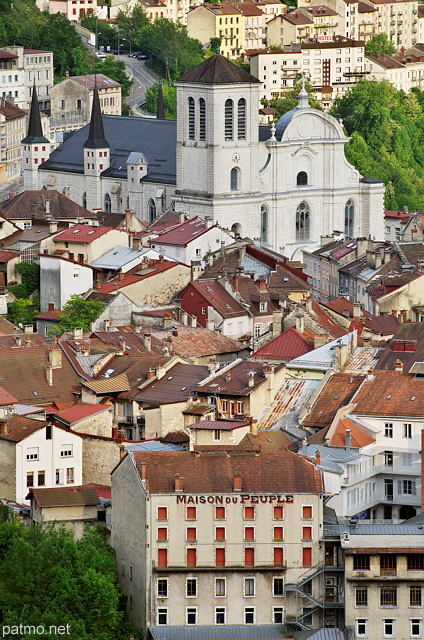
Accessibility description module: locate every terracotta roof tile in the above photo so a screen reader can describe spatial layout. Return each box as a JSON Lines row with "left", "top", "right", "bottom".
{"left": 176, "top": 54, "right": 261, "bottom": 84}
{"left": 352, "top": 370, "right": 424, "bottom": 417}
{"left": 0, "top": 386, "right": 19, "bottom": 405}
{"left": 53, "top": 224, "right": 122, "bottom": 244}
{"left": 304, "top": 373, "right": 366, "bottom": 428}
{"left": 53, "top": 403, "right": 110, "bottom": 425}
{"left": 68, "top": 74, "right": 121, "bottom": 89}
{"left": 151, "top": 216, "right": 209, "bottom": 245}
{"left": 329, "top": 418, "right": 375, "bottom": 447}
{"left": 27, "top": 483, "right": 111, "bottom": 508}
{"left": 1, "top": 415, "right": 48, "bottom": 442}
{"left": 134, "top": 363, "right": 208, "bottom": 404}
{"left": 184, "top": 280, "right": 247, "bottom": 318}
{"left": 0, "top": 190, "right": 93, "bottom": 220}
{"left": 97, "top": 259, "right": 180, "bottom": 294}
{"left": 149, "top": 325, "right": 247, "bottom": 358}
{"left": 188, "top": 419, "right": 249, "bottom": 430}
{"left": 197, "top": 360, "right": 284, "bottom": 396}
{"left": 129, "top": 449, "right": 323, "bottom": 494}
{"left": 250, "top": 326, "right": 314, "bottom": 361}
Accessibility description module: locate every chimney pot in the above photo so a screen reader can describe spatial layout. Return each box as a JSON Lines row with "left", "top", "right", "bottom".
{"left": 174, "top": 473, "right": 183, "bottom": 492}
{"left": 0, "top": 418, "right": 8, "bottom": 436}
{"left": 394, "top": 359, "right": 404, "bottom": 372}
{"left": 315, "top": 450, "right": 321, "bottom": 466}
{"left": 119, "top": 443, "right": 126, "bottom": 460}
{"left": 233, "top": 472, "right": 242, "bottom": 491}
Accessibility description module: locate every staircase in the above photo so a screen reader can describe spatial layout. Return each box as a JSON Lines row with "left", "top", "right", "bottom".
{"left": 284, "top": 564, "right": 324, "bottom": 630}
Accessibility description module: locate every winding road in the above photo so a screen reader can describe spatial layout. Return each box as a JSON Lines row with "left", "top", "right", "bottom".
{"left": 120, "top": 55, "right": 158, "bottom": 115}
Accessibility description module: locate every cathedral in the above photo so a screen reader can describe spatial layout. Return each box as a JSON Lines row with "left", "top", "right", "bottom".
{"left": 23, "top": 55, "right": 385, "bottom": 259}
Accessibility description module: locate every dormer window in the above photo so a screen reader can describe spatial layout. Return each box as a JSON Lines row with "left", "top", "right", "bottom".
{"left": 259, "top": 302, "right": 267, "bottom": 312}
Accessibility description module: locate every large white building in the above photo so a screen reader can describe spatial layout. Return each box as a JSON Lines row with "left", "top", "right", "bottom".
{"left": 23, "top": 55, "right": 385, "bottom": 260}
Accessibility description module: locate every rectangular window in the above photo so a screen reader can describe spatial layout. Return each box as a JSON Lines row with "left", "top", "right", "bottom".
{"left": 274, "top": 506, "right": 283, "bottom": 519}
{"left": 408, "top": 555, "right": 424, "bottom": 570}
{"left": 215, "top": 607, "right": 226, "bottom": 624}
{"left": 302, "top": 526, "right": 312, "bottom": 540}
{"left": 273, "top": 607, "right": 284, "bottom": 623}
{"left": 157, "top": 579, "right": 168, "bottom": 597}
{"left": 26, "top": 447, "right": 39, "bottom": 460}
{"left": 121, "top": 560, "right": 125, "bottom": 575}
{"left": 37, "top": 471, "right": 45, "bottom": 486}
{"left": 244, "top": 526, "right": 254, "bottom": 540}
{"left": 55, "top": 469, "right": 64, "bottom": 485}
{"left": 383, "top": 619, "right": 394, "bottom": 638}
{"left": 401, "top": 480, "right": 416, "bottom": 495}
{"left": 384, "top": 423, "right": 393, "bottom": 437}
{"left": 158, "top": 549, "right": 167, "bottom": 568}
{"left": 215, "top": 578, "right": 226, "bottom": 597}
{"left": 27, "top": 472, "right": 34, "bottom": 487}
{"left": 213, "top": 429, "right": 221, "bottom": 441}
{"left": 410, "top": 586, "right": 422, "bottom": 606}
{"left": 66, "top": 468, "right": 74, "bottom": 483}
{"left": 244, "top": 577, "right": 255, "bottom": 596}
{"left": 186, "top": 527, "right": 196, "bottom": 541}
{"left": 403, "top": 423, "right": 412, "bottom": 438}
{"left": 157, "top": 527, "right": 168, "bottom": 541}
{"left": 157, "top": 608, "right": 167, "bottom": 625}
{"left": 244, "top": 506, "right": 255, "bottom": 519}
{"left": 356, "top": 586, "right": 368, "bottom": 607}
{"left": 273, "top": 577, "right": 284, "bottom": 596}
{"left": 157, "top": 506, "right": 167, "bottom": 520}
{"left": 353, "top": 555, "right": 370, "bottom": 570}
{"left": 380, "top": 555, "right": 396, "bottom": 576}
{"left": 215, "top": 506, "right": 226, "bottom": 519}
{"left": 216, "top": 548, "right": 225, "bottom": 567}
{"left": 129, "top": 565, "right": 133, "bottom": 581}
{"left": 186, "top": 506, "right": 197, "bottom": 519}
{"left": 302, "top": 505, "right": 312, "bottom": 519}
{"left": 186, "top": 578, "right": 197, "bottom": 597}
{"left": 215, "top": 527, "right": 226, "bottom": 541}
{"left": 380, "top": 587, "right": 397, "bottom": 607}
{"left": 187, "top": 549, "right": 196, "bottom": 568}
{"left": 356, "top": 619, "right": 367, "bottom": 637}
{"left": 244, "top": 548, "right": 254, "bottom": 567}
{"left": 384, "top": 451, "right": 393, "bottom": 467}
{"left": 244, "top": 607, "right": 255, "bottom": 624}
{"left": 411, "top": 619, "right": 422, "bottom": 637}
{"left": 302, "top": 548, "right": 312, "bottom": 567}
{"left": 274, "top": 548, "right": 284, "bottom": 567}
{"left": 274, "top": 526, "right": 284, "bottom": 540}
{"left": 186, "top": 608, "right": 197, "bottom": 625}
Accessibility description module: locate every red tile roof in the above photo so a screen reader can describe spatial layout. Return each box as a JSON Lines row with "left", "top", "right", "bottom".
{"left": 35, "top": 309, "right": 64, "bottom": 321}
{"left": 352, "top": 370, "right": 424, "bottom": 417}
{"left": 384, "top": 209, "right": 409, "bottom": 220}
{"left": 134, "top": 363, "right": 208, "bottom": 404}
{"left": 184, "top": 280, "right": 247, "bottom": 318}
{"left": 68, "top": 74, "right": 121, "bottom": 89}
{"left": 129, "top": 449, "right": 323, "bottom": 494}
{"left": 197, "top": 360, "right": 284, "bottom": 396}
{"left": 152, "top": 217, "right": 211, "bottom": 246}
{"left": 188, "top": 419, "right": 249, "bottom": 430}
{"left": 53, "top": 224, "right": 122, "bottom": 244}
{"left": 27, "top": 483, "right": 111, "bottom": 508}
{"left": 250, "top": 326, "right": 314, "bottom": 361}
{"left": 321, "top": 298, "right": 400, "bottom": 335}
{"left": 0, "top": 190, "right": 93, "bottom": 221}
{"left": 1, "top": 415, "right": 49, "bottom": 442}
{"left": 303, "top": 373, "right": 366, "bottom": 428}
{"left": 0, "top": 100, "right": 26, "bottom": 120}
{"left": 329, "top": 418, "right": 375, "bottom": 447}
{"left": 0, "top": 386, "right": 18, "bottom": 405}
{"left": 54, "top": 403, "right": 110, "bottom": 425}
{"left": 309, "top": 302, "right": 348, "bottom": 339}
{"left": 97, "top": 259, "right": 180, "bottom": 293}
{"left": 0, "top": 250, "right": 19, "bottom": 263}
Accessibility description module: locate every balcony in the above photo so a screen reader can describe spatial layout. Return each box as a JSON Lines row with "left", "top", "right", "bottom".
{"left": 153, "top": 561, "right": 287, "bottom": 572}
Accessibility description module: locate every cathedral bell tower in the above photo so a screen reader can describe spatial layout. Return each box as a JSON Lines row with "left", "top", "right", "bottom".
{"left": 22, "top": 83, "right": 50, "bottom": 190}
{"left": 83, "top": 82, "right": 110, "bottom": 177}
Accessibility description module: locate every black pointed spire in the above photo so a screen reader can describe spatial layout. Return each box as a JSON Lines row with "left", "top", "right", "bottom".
{"left": 157, "top": 81, "right": 165, "bottom": 120}
{"left": 22, "top": 83, "right": 49, "bottom": 144}
{"left": 83, "top": 82, "right": 109, "bottom": 149}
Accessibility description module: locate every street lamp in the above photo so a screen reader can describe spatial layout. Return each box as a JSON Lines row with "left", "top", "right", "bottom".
{"left": 122, "top": 38, "right": 131, "bottom": 56}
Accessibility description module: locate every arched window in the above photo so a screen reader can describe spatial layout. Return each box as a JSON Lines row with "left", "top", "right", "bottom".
{"left": 188, "top": 97, "right": 195, "bottom": 140}
{"left": 225, "top": 99, "right": 234, "bottom": 141}
{"left": 199, "top": 98, "right": 206, "bottom": 141}
{"left": 104, "top": 193, "right": 111, "bottom": 212}
{"left": 345, "top": 199, "right": 354, "bottom": 237}
{"left": 231, "top": 223, "right": 242, "bottom": 237}
{"left": 230, "top": 167, "right": 239, "bottom": 191}
{"left": 148, "top": 198, "right": 156, "bottom": 222}
{"left": 238, "top": 98, "right": 246, "bottom": 140}
{"left": 296, "top": 201, "right": 310, "bottom": 241}
{"left": 297, "top": 171, "right": 308, "bottom": 186}
{"left": 261, "top": 204, "right": 268, "bottom": 244}
{"left": 82, "top": 192, "right": 87, "bottom": 209}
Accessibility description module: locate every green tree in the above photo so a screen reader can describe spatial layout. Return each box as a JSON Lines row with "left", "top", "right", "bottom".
{"left": 145, "top": 82, "right": 176, "bottom": 117}
{"left": 7, "top": 299, "right": 35, "bottom": 327}
{"left": 209, "top": 37, "right": 221, "bottom": 53}
{"left": 93, "top": 56, "right": 132, "bottom": 98}
{"left": 80, "top": 10, "right": 117, "bottom": 51}
{"left": 115, "top": 4, "right": 149, "bottom": 47}
{"left": 365, "top": 32, "right": 395, "bottom": 56}
{"left": 53, "top": 295, "right": 105, "bottom": 335}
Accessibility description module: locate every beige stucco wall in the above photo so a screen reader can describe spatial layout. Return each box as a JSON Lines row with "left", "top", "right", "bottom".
{"left": 64, "top": 408, "right": 113, "bottom": 438}
{"left": 375, "top": 275, "right": 424, "bottom": 320}
{"left": 190, "top": 425, "right": 250, "bottom": 447}
{"left": 186, "top": 7, "right": 216, "bottom": 46}
{"left": 119, "top": 265, "right": 191, "bottom": 307}
{"left": 53, "top": 228, "right": 129, "bottom": 264}
{"left": 0, "top": 439, "right": 17, "bottom": 500}
{"left": 81, "top": 437, "right": 120, "bottom": 485}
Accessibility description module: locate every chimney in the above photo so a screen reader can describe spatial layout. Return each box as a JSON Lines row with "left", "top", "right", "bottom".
{"left": 181, "top": 311, "right": 188, "bottom": 326}
{"left": 140, "top": 462, "right": 147, "bottom": 480}
{"left": 119, "top": 444, "right": 126, "bottom": 460}
{"left": 8, "top": 190, "right": 14, "bottom": 201}
{"left": 225, "top": 373, "right": 231, "bottom": 382}
{"left": 65, "top": 70, "right": 69, "bottom": 78}
{"left": 156, "top": 363, "right": 165, "bottom": 379}
{"left": 119, "top": 338, "right": 126, "bottom": 352}
{"left": 125, "top": 208, "right": 132, "bottom": 232}
{"left": 49, "top": 345, "right": 62, "bottom": 368}
{"left": 46, "top": 364, "right": 53, "bottom": 386}
{"left": 375, "top": 248, "right": 382, "bottom": 270}
{"left": 0, "top": 418, "right": 8, "bottom": 436}
{"left": 314, "top": 335, "right": 328, "bottom": 349}
{"left": 315, "top": 450, "right": 321, "bottom": 466}
{"left": 272, "top": 310, "right": 283, "bottom": 338}
{"left": 249, "top": 417, "right": 257, "bottom": 436}
{"left": 95, "top": 280, "right": 101, "bottom": 290}
{"left": 179, "top": 212, "right": 185, "bottom": 224}
{"left": 147, "top": 368, "right": 155, "bottom": 380}
{"left": 172, "top": 328, "right": 179, "bottom": 337}
{"left": 366, "top": 369, "right": 374, "bottom": 381}
{"left": 220, "top": 240, "right": 226, "bottom": 258}
{"left": 134, "top": 325, "right": 141, "bottom": 334}
{"left": 191, "top": 260, "right": 201, "bottom": 281}
{"left": 73, "top": 327, "right": 84, "bottom": 339}
{"left": 345, "top": 429, "right": 351, "bottom": 451}
{"left": 394, "top": 359, "right": 404, "bottom": 372}
{"left": 118, "top": 271, "right": 125, "bottom": 281}
{"left": 159, "top": 254, "right": 164, "bottom": 263}
{"left": 233, "top": 472, "right": 242, "bottom": 491}
{"left": 163, "top": 341, "right": 170, "bottom": 357}
{"left": 206, "top": 319, "right": 215, "bottom": 331}
{"left": 15, "top": 335, "right": 22, "bottom": 347}
{"left": 353, "top": 303, "right": 361, "bottom": 319}
{"left": 49, "top": 221, "right": 58, "bottom": 234}
{"left": 163, "top": 314, "right": 173, "bottom": 329}
{"left": 233, "top": 274, "right": 239, "bottom": 292}
{"left": 24, "top": 324, "right": 34, "bottom": 334}
{"left": 248, "top": 371, "right": 255, "bottom": 388}
{"left": 144, "top": 333, "right": 152, "bottom": 350}
{"left": 295, "top": 314, "right": 304, "bottom": 334}
{"left": 256, "top": 277, "right": 267, "bottom": 291}
{"left": 174, "top": 473, "right": 183, "bottom": 491}
{"left": 334, "top": 342, "right": 348, "bottom": 370}
{"left": 400, "top": 46, "right": 405, "bottom": 56}
{"left": 366, "top": 250, "right": 376, "bottom": 269}
{"left": 205, "top": 216, "right": 213, "bottom": 228}
{"left": 236, "top": 237, "right": 245, "bottom": 261}
{"left": 264, "top": 363, "right": 275, "bottom": 403}
{"left": 421, "top": 430, "right": 424, "bottom": 513}
{"left": 190, "top": 315, "right": 197, "bottom": 328}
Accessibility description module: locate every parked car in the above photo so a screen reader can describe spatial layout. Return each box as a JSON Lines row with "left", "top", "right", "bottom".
{"left": 128, "top": 52, "right": 142, "bottom": 58}
{"left": 136, "top": 53, "right": 148, "bottom": 60}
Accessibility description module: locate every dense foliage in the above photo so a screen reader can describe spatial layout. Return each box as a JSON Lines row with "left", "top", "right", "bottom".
{"left": 331, "top": 79, "right": 424, "bottom": 210}
{"left": 7, "top": 299, "right": 35, "bottom": 327}
{"left": 144, "top": 82, "right": 177, "bottom": 118}
{"left": 364, "top": 33, "right": 395, "bottom": 56}
{"left": 261, "top": 80, "right": 320, "bottom": 118}
{"left": 0, "top": 519, "right": 138, "bottom": 640}
{"left": 52, "top": 294, "right": 105, "bottom": 335}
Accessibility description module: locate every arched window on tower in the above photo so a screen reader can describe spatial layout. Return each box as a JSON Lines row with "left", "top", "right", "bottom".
{"left": 104, "top": 193, "right": 111, "bottom": 212}
{"left": 148, "top": 198, "right": 157, "bottom": 222}
{"left": 230, "top": 167, "right": 239, "bottom": 191}
{"left": 199, "top": 98, "right": 206, "bottom": 141}
{"left": 225, "top": 99, "right": 234, "bottom": 141}
{"left": 82, "top": 192, "right": 87, "bottom": 209}
{"left": 297, "top": 171, "right": 308, "bottom": 186}
{"left": 345, "top": 199, "right": 354, "bottom": 237}
{"left": 261, "top": 204, "right": 268, "bottom": 244}
{"left": 238, "top": 98, "right": 246, "bottom": 140}
{"left": 188, "top": 97, "right": 195, "bottom": 140}
{"left": 296, "top": 201, "right": 310, "bottom": 241}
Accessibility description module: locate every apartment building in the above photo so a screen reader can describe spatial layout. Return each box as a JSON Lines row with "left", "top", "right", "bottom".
{"left": 111, "top": 449, "right": 324, "bottom": 632}
{"left": 0, "top": 99, "right": 26, "bottom": 184}
{"left": 0, "top": 50, "right": 24, "bottom": 109}
{"left": 3, "top": 47, "right": 53, "bottom": 110}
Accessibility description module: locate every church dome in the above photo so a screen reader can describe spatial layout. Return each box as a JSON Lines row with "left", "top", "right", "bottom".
{"left": 274, "top": 81, "right": 310, "bottom": 142}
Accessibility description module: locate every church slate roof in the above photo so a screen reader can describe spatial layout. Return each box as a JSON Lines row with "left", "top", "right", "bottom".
{"left": 22, "top": 84, "right": 49, "bottom": 145}
{"left": 176, "top": 54, "right": 261, "bottom": 85}
{"left": 40, "top": 116, "right": 177, "bottom": 185}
